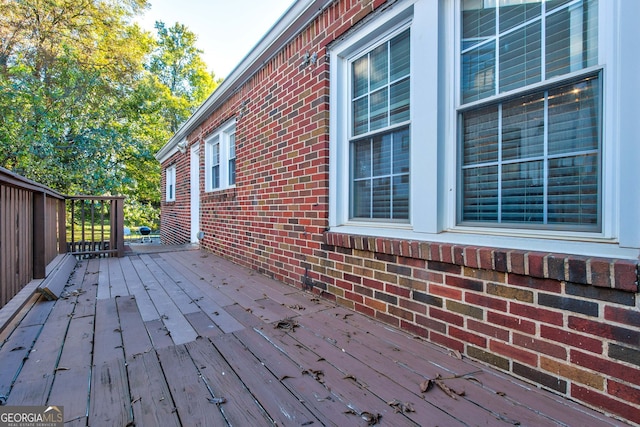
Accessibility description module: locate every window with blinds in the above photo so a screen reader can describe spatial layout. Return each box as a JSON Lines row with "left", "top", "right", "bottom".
{"left": 228, "top": 132, "right": 236, "bottom": 186}
{"left": 350, "top": 28, "right": 410, "bottom": 221}
{"left": 209, "top": 137, "right": 220, "bottom": 190}
{"left": 459, "top": 0, "right": 600, "bottom": 231}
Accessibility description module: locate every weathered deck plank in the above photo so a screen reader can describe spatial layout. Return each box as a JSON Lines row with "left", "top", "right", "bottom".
{"left": 157, "top": 344, "right": 226, "bottom": 427}
{"left": 0, "top": 324, "right": 41, "bottom": 399}
{"left": 127, "top": 350, "right": 181, "bottom": 427}
{"left": 47, "top": 315, "right": 94, "bottom": 422}
{"left": 210, "top": 332, "right": 324, "bottom": 426}
{"left": 116, "top": 296, "right": 153, "bottom": 360}
{"left": 185, "top": 338, "right": 273, "bottom": 426}
{"left": 88, "top": 358, "right": 133, "bottom": 427}
{"left": 119, "top": 255, "right": 159, "bottom": 321}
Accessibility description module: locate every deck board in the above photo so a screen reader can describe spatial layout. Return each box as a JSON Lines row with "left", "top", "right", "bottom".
{"left": 88, "top": 358, "right": 133, "bottom": 427}
{"left": 185, "top": 338, "right": 273, "bottom": 426}
{"left": 0, "top": 249, "right": 627, "bottom": 427}
{"left": 157, "top": 344, "right": 226, "bottom": 427}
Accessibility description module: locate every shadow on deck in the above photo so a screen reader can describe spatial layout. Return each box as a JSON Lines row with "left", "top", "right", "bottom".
{"left": 0, "top": 249, "right": 629, "bottom": 426}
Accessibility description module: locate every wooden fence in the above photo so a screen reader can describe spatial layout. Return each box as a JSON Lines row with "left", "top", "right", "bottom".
{"left": 0, "top": 167, "right": 124, "bottom": 307}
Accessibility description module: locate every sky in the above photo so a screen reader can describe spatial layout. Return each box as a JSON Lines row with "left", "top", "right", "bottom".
{"left": 136, "top": 0, "right": 295, "bottom": 79}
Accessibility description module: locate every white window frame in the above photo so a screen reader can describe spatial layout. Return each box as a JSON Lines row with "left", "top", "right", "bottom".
{"left": 205, "top": 120, "right": 236, "bottom": 192}
{"left": 165, "top": 165, "right": 176, "bottom": 202}
{"left": 328, "top": 0, "right": 640, "bottom": 258}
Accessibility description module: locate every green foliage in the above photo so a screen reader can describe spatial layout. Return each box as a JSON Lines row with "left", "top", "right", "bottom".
{"left": 0, "top": 0, "right": 221, "bottom": 227}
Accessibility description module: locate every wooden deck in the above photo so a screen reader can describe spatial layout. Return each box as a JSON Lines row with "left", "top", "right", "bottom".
{"left": 0, "top": 248, "right": 628, "bottom": 426}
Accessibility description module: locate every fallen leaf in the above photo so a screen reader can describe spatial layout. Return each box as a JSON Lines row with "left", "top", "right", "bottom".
{"left": 207, "top": 397, "right": 226, "bottom": 405}
{"left": 450, "top": 349, "right": 463, "bottom": 359}
{"left": 302, "top": 369, "right": 324, "bottom": 383}
{"left": 420, "top": 379, "right": 434, "bottom": 393}
{"left": 274, "top": 318, "right": 298, "bottom": 331}
{"left": 388, "top": 399, "right": 415, "bottom": 413}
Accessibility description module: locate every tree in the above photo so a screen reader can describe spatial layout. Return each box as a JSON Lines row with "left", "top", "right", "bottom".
{"left": 148, "top": 22, "right": 220, "bottom": 133}
{"left": 0, "top": 1, "right": 221, "bottom": 229}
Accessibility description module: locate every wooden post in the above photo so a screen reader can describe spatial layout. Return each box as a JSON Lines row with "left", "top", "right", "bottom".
{"left": 33, "top": 191, "right": 46, "bottom": 279}
{"left": 58, "top": 198, "right": 67, "bottom": 254}
{"left": 109, "top": 197, "right": 125, "bottom": 257}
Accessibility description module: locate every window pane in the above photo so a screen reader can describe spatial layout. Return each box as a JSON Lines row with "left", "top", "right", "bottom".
{"left": 212, "top": 165, "right": 219, "bottom": 189}
{"left": 353, "top": 139, "right": 371, "bottom": 179}
{"left": 372, "top": 177, "right": 391, "bottom": 218}
{"left": 353, "top": 56, "right": 368, "bottom": 98}
{"left": 350, "top": 126, "right": 410, "bottom": 221}
{"left": 462, "top": 104, "right": 499, "bottom": 165}
{"left": 372, "top": 133, "right": 391, "bottom": 176}
{"left": 352, "top": 180, "right": 371, "bottom": 218}
{"left": 390, "top": 78, "right": 410, "bottom": 125}
{"left": 499, "top": 22, "right": 541, "bottom": 93}
{"left": 548, "top": 76, "right": 599, "bottom": 155}
{"left": 548, "top": 153, "right": 598, "bottom": 225}
{"left": 370, "top": 43, "right": 388, "bottom": 92}
{"left": 370, "top": 88, "right": 388, "bottom": 131}
{"left": 462, "top": 0, "right": 495, "bottom": 49}
{"left": 353, "top": 97, "right": 368, "bottom": 135}
{"left": 501, "top": 161, "right": 544, "bottom": 223}
{"left": 546, "top": 0, "right": 598, "bottom": 78}
{"left": 393, "top": 127, "right": 410, "bottom": 174}
{"left": 502, "top": 93, "right": 544, "bottom": 161}
{"left": 499, "top": 1, "right": 541, "bottom": 33}
{"left": 463, "top": 165, "right": 498, "bottom": 222}
{"left": 462, "top": 41, "right": 496, "bottom": 103}
{"left": 390, "top": 29, "right": 410, "bottom": 81}
{"left": 393, "top": 174, "right": 409, "bottom": 219}
{"left": 229, "top": 159, "right": 236, "bottom": 185}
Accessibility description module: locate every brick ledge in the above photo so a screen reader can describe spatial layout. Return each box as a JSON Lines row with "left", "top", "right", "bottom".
{"left": 323, "top": 232, "right": 639, "bottom": 293}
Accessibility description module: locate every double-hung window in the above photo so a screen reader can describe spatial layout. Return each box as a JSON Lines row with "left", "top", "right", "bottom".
{"left": 350, "top": 27, "right": 411, "bottom": 221}
{"left": 166, "top": 165, "right": 176, "bottom": 202}
{"left": 458, "top": 0, "right": 600, "bottom": 231}
{"left": 205, "top": 120, "right": 236, "bottom": 192}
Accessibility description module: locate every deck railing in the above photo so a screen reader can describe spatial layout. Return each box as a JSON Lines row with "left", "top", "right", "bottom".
{"left": 0, "top": 167, "right": 124, "bottom": 307}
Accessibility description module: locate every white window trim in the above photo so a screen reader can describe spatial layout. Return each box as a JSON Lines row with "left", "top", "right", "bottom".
{"left": 328, "top": 0, "right": 640, "bottom": 259}
{"left": 205, "top": 120, "right": 236, "bottom": 192}
{"left": 166, "top": 165, "right": 176, "bottom": 202}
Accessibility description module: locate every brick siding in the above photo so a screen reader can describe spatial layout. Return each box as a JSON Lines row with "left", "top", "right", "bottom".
{"left": 160, "top": 0, "right": 640, "bottom": 423}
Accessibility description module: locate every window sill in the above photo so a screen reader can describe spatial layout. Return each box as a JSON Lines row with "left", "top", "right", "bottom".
{"left": 324, "top": 228, "right": 639, "bottom": 292}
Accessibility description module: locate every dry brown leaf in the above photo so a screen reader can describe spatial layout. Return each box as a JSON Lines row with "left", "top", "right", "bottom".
{"left": 420, "top": 378, "right": 434, "bottom": 393}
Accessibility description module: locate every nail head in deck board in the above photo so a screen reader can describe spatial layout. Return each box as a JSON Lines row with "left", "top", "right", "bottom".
{"left": 210, "top": 332, "right": 325, "bottom": 426}
{"left": 185, "top": 339, "right": 274, "bottom": 426}
{"left": 156, "top": 344, "right": 227, "bottom": 426}
{"left": 48, "top": 315, "right": 94, "bottom": 421}
{"left": 116, "top": 296, "right": 153, "bottom": 360}
{"left": 127, "top": 350, "right": 181, "bottom": 427}
{"left": 89, "top": 358, "right": 133, "bottom": 427}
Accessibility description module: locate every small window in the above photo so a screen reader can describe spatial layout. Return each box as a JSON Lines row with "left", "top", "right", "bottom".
{"left": 205, "top": 120, "right": 236, "bottom": 192}
{"left": 166, "top": 165, "right": 176, "bottom": 202}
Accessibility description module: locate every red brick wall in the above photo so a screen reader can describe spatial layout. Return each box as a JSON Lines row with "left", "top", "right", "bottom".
{"left": 161, "top": 0, "right": 640, "bottom": 423}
